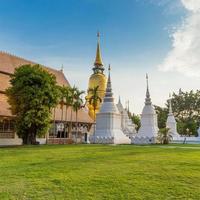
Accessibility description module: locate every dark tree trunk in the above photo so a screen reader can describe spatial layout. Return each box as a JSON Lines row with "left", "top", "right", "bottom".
{"left": 68, "top": 107, "right": 73, "bottom": 140}
{"left": 76, "top": 111, "right": 78, "bottom": 143}
{"left": 64, "top": 106, "right": 68, "bottom": 139}
{"left": 60, "top": 105, "right": 64, "bottom": 139}
{"left": 93, "top": 108, "right": 96, "bottom": 143}
{"left": 22, "top": 126, "right": 37, "bottom": 145}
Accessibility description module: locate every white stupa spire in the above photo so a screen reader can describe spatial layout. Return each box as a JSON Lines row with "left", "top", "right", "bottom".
{"left": 116, "top": 96, "right": 137, "bottom": 137}
{"left": 103, "top": 64, "right": 114, "bottom": 103}
{"left": 168, "top": 93, "right": 173, "bottom": 115}
{"left": 117, "top": 96, "right": 123, "bottom": 113}
{"left": 132, "top": 74, "right": 158, "bottom": 144}
{"left": 93, "top": 64, "right": 131, "bottom": 144}
{"left": 118, "top": 96, "right": 121, "bottom": 104}
{"left": 100, "top": 65, "right": 118, "bottom": 113}
{"left": 166, "top": 93, "right": 180, "bottom": 139}
{"left": 145, "top": 74, "right": 152, "bottom": 105}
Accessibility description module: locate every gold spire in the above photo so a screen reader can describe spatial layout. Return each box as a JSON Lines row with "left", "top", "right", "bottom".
{"left": 94, "top": 31, "right": 103, "bottom": 67}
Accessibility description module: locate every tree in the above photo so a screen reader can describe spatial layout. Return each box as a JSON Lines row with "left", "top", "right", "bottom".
{"left": 88, "top": 86, "right": 102, "bottom": 142}
{"left": 88, "top": 86, "right": 102, "bottom": 121}
{"left": 158, "top": 128, "right": 172, "bottom": 144}
{"left": 58, "top": 86, "right": 73, "bottom": 138}
{"left": 131, "top": 114, "right": 141, "bottom": 131}
{"left": 63, "top": 86, "right": 72, "bottom": 138}
{"left": 154, "top": 105, "right": 168, "bottom": 129}
{"left": 153, "top": 90, "right": 200, "bottom": 136}
{"left": 68, "top": 86, "right": 78, "bottom": 138}
{"left": 6, "top": 64, "right": 60, "bottom": 144}
{"left": 72, "top": 89, "right": 84, "bottom": 143}
{"left": 172, "top": 90, "right": 200, "bottom": 121}
{"left": 170, "top": 90, "right": 200, "bottom": 136}
{"left": 58, "top": 86, "right": 65, "bottom": 138}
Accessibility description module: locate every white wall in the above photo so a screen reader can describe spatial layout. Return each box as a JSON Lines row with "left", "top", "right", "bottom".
{"left": 0, "top": 133, "right": 47, "bottom": 146}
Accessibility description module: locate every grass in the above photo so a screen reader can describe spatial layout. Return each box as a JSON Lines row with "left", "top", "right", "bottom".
{"left": 0, "top": 144, "right": 200, "bottom": 200}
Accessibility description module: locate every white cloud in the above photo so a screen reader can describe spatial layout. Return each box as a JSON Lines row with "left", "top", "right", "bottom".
{"left": 182, "top": 0, "right": 200, "bottom": 12}
{"left": 159, "top": 0, "right": 200, "bottom": 77}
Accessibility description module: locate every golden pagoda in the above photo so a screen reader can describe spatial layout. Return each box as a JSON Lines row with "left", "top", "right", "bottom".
{"left": 86, "top": 32, "right": 107, "bottom": 119}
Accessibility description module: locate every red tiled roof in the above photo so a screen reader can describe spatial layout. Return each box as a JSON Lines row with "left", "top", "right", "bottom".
{"left": 0, "top": 51, "right": 70, "bottom": 86}
{"left": 54, "top": 106, "right": 93, "bottom": 123}
{"left": 0, "top": 93, "right": 12, "bottom": 117}
{"left": 0, "top": 51, "right": 93, "bottom": 123}
{"left": 0, "top": 73, "right": 10, "bottom": 92}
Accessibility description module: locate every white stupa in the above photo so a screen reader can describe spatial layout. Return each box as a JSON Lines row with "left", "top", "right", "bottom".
{"left": 197, "top": 127, "right": 200, "bottom": 138}
{"left": 166, "top": 95, "right": 180, "bottom": 139}
{"left": 132, "top": 74, "right": 158, "bottom": 144}
{"left": 116, "top": 97, "right": 137, "bottom": 137}
{"left": 91, "top": 65, "right": 131, "bottom": 144}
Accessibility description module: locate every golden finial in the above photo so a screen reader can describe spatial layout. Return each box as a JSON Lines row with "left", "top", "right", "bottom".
{"left": 94, "top": 31, "right": 103, "bottom": 67}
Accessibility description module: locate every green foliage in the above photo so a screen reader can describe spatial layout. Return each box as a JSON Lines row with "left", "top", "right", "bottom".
{"left": 1, "top": 145, "right": 200, "bottom": 199}
{"left": 63, "top": 86, "right": 73, "bottom": 108}
{"left": 73, "top": 88, "right": 85, "bottom": 142}
{"left": 177, "top": 121, "right": 198, "bottom": 136}
{"left": 171, "top": 90, "right": 200, "bottom": 136}
{"left": 131, "top": 114, "right": 141, "bottom": 131}
{"left": 154, "top": 105, "right": 168, "bottom": 129}
{"left": 58, "top": 85, "right": 73, "bottom": 122}
{"left": 88, "top": 86, "right": 102, "bottom": 120}
{"left": 56, "top": 85, "right": 85, "bottom": 140}
{"left": 6, "top": 64, "right": 60, "bottom": 144}
{"left": 158, "top": 128, "right": 172, "bottom": 144}
{"left": 59, "top": 86, "right": 85, "bottom": 138}
{"left": 172, "top": 90, "right": 200, "bottom": 121}
{"left": 72, "top": 88, "right": 85, "bottom": 114}
{"left": 154, "top": 89, "right": 200, "bottom": 136}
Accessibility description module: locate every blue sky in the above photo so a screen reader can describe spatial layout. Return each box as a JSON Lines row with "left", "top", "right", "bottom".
{"left": 1, "top": 0, "right": 199, "bottom": 113}
{"left": 0, "top": 0, "right": 182, "bottom": 57}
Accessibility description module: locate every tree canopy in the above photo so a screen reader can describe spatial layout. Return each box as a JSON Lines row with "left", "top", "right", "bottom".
{"left": 87, "top": 86, "right": 102, "bottom": 120}
{"left": 6, "top": 64, "right": 60, "bottom": 144}
{"left": 130, "top": 89, "right": 200, "bottom": 136}
{"left": 170, "top": 89, "right": 200, "bottom": 136}
{"left": 154, "top": 105, "right": 168, "bottom": 129}
{"left": 131, "top": 114, "right": 141, "bottom": 131}
{"left": 155, "top": 89, "right": 200, "bottom": 136}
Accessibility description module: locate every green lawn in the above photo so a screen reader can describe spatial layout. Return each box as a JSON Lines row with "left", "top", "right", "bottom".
{"left": 0, "top": 144, "right": 200, "bottom": 200}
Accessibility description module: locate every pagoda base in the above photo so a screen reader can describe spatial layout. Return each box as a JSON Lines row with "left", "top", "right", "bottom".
{"left": 131, "top": 136, "right": 157, "bottom": 144}
{"left": 90, "top": 130, "right": 131, "bottom": 144}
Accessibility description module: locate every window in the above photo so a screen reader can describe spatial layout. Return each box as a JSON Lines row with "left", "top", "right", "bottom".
{"left": 0, "top": 118, "right": 15, "bottom": 138}
{"left": 0, "top": 118, "right": 15, "bottom": 133}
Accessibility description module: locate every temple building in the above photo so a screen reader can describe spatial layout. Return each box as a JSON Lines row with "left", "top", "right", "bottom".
{"left": 91, "top": 66, "right": 130, "bottom": 144}
{"left": 116, "top": 97, "right": 137, "bottom": 137}
{"left": 86, "top": 33, "right": 107, "bottom": 119}
{"left": 0, "top": 51, "right": 93, "bottom": 145}
{"left": 166, "top": 95, "right": 180, "bottom": 139}
{"left": 132, "top": 74, "right": 158, "bottom": 144}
